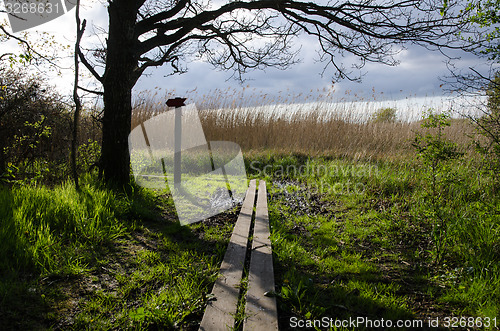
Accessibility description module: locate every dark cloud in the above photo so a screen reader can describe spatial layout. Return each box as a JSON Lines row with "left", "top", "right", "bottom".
{"left": 136, "top": 39, "right": 485, "bottom": 104}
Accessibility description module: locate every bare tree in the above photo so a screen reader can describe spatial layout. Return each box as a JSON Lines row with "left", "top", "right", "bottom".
{"left": 77, "top": 0, "right": 473, "bottom": 186}
{"left": 72, "top": 0, "right": 87, "bottom": 190}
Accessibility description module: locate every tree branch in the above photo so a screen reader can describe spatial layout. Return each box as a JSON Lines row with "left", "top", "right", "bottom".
{"left": 133, "top": 0, "right": 469, "bottom": 82}
{"left": 0, "top": 25, "right": 60, "bottom": 67}
{"left": 78, "top": 49, "right": 104, "bottom": 83}
{"left": 77, "top": 85, "right": 104, "bottom": 96}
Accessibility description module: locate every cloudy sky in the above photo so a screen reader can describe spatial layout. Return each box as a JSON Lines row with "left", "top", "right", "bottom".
{"left": 0, "top": 1, "right": 489, "bottom": 104}
{"left": 146, "top": 44, "right": 476, "bottom": 101}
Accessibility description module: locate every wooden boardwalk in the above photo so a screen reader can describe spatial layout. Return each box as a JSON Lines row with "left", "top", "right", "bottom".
{"left": 199, "top": 179, "right": 278, "bottom": 331}
{"left": 244, "top": 180, "right": 278, "bottom": 331}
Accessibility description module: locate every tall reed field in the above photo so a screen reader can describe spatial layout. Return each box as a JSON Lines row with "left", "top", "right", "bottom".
{"left": 131, "top": 88, "right": 477, "bottom": 160}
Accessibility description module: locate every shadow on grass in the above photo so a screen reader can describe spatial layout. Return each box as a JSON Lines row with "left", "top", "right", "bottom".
{"left": 0, "top": 187, "right": 51, "bottom": 330}
{"left": 0, "top": 183, "right": 241, "bottom": 330}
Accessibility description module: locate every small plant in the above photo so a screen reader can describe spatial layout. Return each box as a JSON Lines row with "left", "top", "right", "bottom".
{"left": 0, "top": 162, "right": 18, "bottom": 183}
{"left": 412, "top": 110, "right": 463, "bottom": 264}
{"left": 128, "top": 307, "right": 148, "bottom": 326}
{"left": 280, "top": 278, "right": 309, "bottom": 314}
{"left": 371, "top": 107, "right": 397, "bottom": 123}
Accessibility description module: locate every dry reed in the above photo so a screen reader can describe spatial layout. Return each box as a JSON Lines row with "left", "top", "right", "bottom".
{"left": 131, "top": 89, "right": 477, "bottom": 160}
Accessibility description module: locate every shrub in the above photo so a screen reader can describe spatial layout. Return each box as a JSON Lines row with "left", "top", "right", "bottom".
{"left": 371, "top": 107, "right": 397, "bottom": 123}
{"left": 0, "top": 67, "right": 102, "bottom": 183}
{"left": 0, "top": 67, "right": 72, "bottom": 181}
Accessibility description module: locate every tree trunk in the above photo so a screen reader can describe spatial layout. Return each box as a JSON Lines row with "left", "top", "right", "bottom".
{"left": 100, "top": 0, "right": 138, "bottom": 186}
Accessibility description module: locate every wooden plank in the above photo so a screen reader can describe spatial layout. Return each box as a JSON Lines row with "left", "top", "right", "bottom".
{"left": 243, "top": 180, "right": 278, "bottom": 331}
{"left": 199, "top": 179, "right": 256, "bottom": 331}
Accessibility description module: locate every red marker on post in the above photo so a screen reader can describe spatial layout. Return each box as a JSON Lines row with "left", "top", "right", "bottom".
{"left": 166, "top": 97, "right": 186, "bottom": 189}
{"left": 166, "top": 97, "right": 187, "bottom": 108}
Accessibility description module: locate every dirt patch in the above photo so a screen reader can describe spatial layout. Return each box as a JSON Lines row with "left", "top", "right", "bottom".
{"left": 271, "top": 180, "right": 336, "bottom": 216}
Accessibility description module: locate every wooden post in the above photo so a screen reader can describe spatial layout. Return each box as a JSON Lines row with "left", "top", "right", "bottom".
{"left": 166, "top": 97, "right": 186, "bottom": 189}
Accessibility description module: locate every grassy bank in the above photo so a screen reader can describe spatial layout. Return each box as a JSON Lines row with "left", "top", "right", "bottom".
{"left": 247, "top": 154, "right": 499, "bottom": 330}
{"left": 132, "top": 94, "right": 475, "bottom": 161}
{"left": 1, "top": 153, "right": 498, "bottom": 329}
{"left": 0, "top": 176, "right": 240, "bottom": 329}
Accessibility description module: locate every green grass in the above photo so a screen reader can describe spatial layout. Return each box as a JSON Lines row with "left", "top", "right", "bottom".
{"left": 1, "top": 180, "right": 128, "bottom": 276}
{"left": 255, "top": 154, "right": 500, "bottom": 330}
{"left": 0, "top": 151, "right": 499, "bottom": 330}
{"left": 0, "top": 174, "right": 239, "bottom": 330}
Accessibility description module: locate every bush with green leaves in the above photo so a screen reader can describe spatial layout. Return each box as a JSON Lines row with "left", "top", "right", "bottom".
{"left": 371, "top": 107, "right": 397, "bottom": 123}
{"left": 0, "top": 67, "right": 72, "bottom": 181}
{"left": 0, "top": 67, "right": 102, "bottom": 183}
